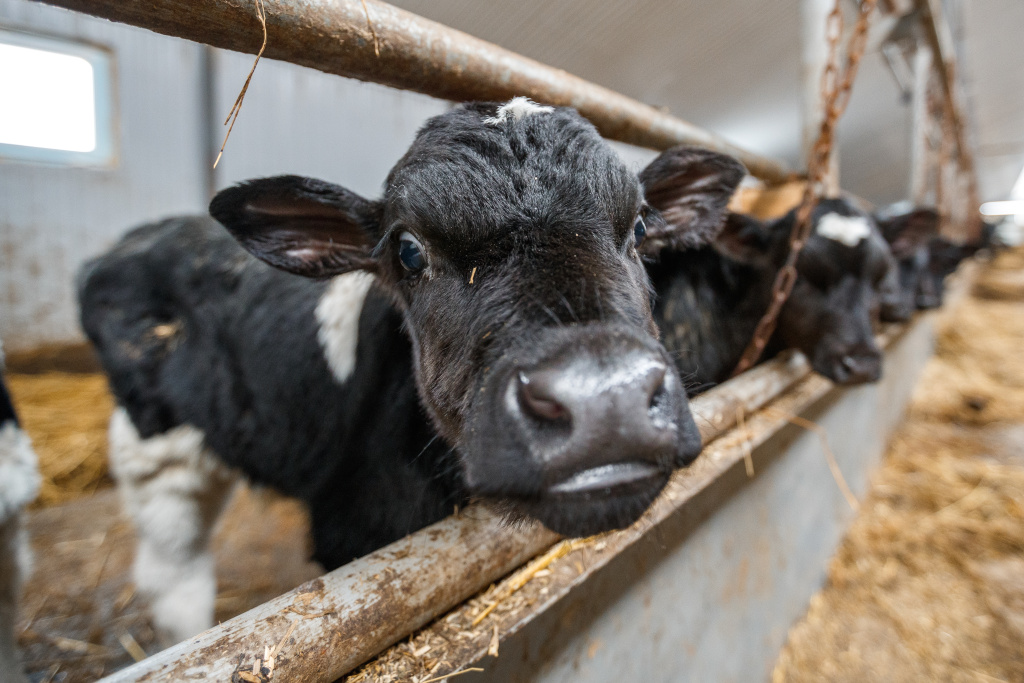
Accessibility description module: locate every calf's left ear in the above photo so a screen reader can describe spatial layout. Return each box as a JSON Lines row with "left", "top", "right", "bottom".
{"left": 210, "top": 175, "right": 382, "bottom": 279}
{"left": 638, "top": 145, "right": 746, "bottom": 255}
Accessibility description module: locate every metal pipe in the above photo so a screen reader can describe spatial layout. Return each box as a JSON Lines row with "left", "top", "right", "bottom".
{"left": 910, "top": 42, "right": 934, "bottom": 205}
{"left": 36, "top": 0, "right": 791, "bottom": 183}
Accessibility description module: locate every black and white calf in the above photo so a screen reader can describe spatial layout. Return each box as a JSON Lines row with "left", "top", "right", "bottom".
{"left": 873, "top": 206, "right": 941, "bottom": 318}
{"left": 79, "top": 100, "right": 748, "bottom": 644}
{"left": 0, "top": 344, "right": 40, "bottom": 683}
{"left": 647, "top": 192, "right": 893, "bottom": 389}
{"left": 922, "top": 235, "right": 979, "bottom": 307}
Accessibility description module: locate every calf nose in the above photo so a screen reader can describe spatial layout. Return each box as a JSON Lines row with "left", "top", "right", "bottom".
{"left": 518, "top": 364, "right": 667, "bottom": 425}
{"left": 835, "top": 352, "right": 882, "bottom": 384}
{"left": 511, "top": 354, "right": 678, "bottom": 484}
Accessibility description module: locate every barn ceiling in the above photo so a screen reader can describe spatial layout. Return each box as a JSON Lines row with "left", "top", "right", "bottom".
{"left": 389, "top": 0, "right": 1024, "bottom": 206}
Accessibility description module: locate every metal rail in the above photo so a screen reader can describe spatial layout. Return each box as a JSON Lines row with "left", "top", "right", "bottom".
{"left": 36, "top": 0, "right": 791, "bottom": 183}
{"left": 915, "top": 0, "right": 980, "bottom": 230}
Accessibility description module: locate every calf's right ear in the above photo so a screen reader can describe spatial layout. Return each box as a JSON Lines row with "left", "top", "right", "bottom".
{"left": 210, "top": 175, "right": 382, "bottom": 278}
{"left": 638, "top": 145, "right": 746, "bottom": 255}
{"left": 882, "top": 208, "right": 940, "bottom": 259}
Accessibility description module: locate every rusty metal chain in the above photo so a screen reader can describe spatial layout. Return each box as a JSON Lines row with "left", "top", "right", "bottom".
{"left": 730, "top": 0, "right": 878, "bottom": 378}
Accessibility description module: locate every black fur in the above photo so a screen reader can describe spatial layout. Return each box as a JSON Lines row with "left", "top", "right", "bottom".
{"left": 647, "top": 198, "right": 892, "bottom": 389}
{"left": 0, "top": 376, "right": 17, "bottom": 429}
{"left": 874, "top": 207, "right": 940, "bottom": 317}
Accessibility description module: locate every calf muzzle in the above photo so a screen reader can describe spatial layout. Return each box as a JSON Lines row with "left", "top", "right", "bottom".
{"left": 465, "top": 324, "right": 701, "bottom": 536}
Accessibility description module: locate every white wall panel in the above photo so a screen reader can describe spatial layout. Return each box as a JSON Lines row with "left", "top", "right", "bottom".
{"left": 0, "top": 0, "right": 207, "bottom": 350}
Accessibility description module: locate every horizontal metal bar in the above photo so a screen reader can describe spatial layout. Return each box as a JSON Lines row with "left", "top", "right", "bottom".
{"left": 36, "top": 0, "right": 791, "bottom": 183}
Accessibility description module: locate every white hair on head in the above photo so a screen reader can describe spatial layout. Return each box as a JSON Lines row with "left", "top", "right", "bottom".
{"left": 816, "top": 212, "right": 872, "bottom": 247}
{"left": 484, "top": 97, "right": 554, "bottom": 125}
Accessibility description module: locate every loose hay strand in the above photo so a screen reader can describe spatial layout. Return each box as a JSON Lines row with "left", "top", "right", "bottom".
{"left": 116, "top": 631, "right": 147, "bottom": 663}
{"left": 214, "top": 0, "right": 267, "bottom": 169}
{"left": 419, "top": 667, "right": 484, "bottom": 683}
{"left": 469, "top": 537, "right": 591, "bottom": 628}
{"left": 764, "top": 407, "right": 859, "bottom": 512}
{"left": 736, "top": 405, "right": 755, "bottom": 478}
{"left": 359, "top": 0, "right": 381, "bottom": 57}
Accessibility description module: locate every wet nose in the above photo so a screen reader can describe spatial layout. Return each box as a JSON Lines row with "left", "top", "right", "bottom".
{"left": 512, "top": 354, "right": 678, "bottom": 483}
{"left": 518, "top": 364, "right": 667, "bottom": 425}
{"left": 835, "top": 352, "right": 882, "bottom": 385}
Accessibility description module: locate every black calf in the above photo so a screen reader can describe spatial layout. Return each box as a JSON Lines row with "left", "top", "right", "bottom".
{"left": 647, "top": 196, "right": 892, "bottom": 390}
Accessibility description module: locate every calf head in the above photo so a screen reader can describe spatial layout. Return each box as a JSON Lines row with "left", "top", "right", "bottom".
{"left": 875, "top": 207, "right": 940, "bottom": 316}
{"left": 715, "top": 198, "right": 889, "bottom": 384}
{"left": 921, "top": 236, "right": 973, "bottom": 308}
{"left": 210, "top": 102, "right": 745, "bottom": 536}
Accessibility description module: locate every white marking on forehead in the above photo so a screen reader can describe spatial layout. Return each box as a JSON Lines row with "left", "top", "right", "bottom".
{"left": 315, "top": 271, "right": 376, "bottom": 383}
{"left": 816, "top": 212, "right": 871, "bottom": 247}
{"left": 484, "top": 97, "right": 554, "bottom": 125}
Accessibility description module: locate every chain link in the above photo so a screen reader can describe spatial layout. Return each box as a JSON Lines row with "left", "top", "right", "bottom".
{"left": 730, "top": 0, "right": 878, "bottom": 378}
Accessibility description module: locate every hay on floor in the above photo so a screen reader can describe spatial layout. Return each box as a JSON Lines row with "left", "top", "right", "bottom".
{"left": 5, "top": 372, "right": 115, "bottom": 506}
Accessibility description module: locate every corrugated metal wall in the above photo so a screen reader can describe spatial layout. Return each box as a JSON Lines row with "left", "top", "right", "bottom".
{"left": 0, "top": 0, "right": 448, "bottom": 351}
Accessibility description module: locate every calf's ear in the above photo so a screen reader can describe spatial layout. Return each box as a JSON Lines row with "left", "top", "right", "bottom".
{"left": 883, "top": 208, "right": 939, "bottom": 259}
{"left": 638, "top": 145, "right": 746, "bottom": 255}
{"left": 210, "top": 175, "right": 382, "bottom": 278}
{"left": 713, "top": 212, "right": 774, "bottom": 265}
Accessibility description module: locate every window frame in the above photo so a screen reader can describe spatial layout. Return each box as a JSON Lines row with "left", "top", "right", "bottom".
{"left": 0, "top": 27, "right": 117, "bottom": 167}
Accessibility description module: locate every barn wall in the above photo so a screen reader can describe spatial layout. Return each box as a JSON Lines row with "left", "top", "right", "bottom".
{"left": 0, "top": 0, "right": 448, "bottom": 351}
{"left": 0, "top": 0, "right": 208, "bottom": 351}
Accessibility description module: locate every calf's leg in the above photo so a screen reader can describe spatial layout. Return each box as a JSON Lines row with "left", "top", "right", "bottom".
{"left": 109, "top": 408, "right": 236, "bottom": 646}
{"left": 0, "top": 419, "right": 39, "bottom": 683}
{"left": 0, "top": 517, "right": 29, "bottom": 683}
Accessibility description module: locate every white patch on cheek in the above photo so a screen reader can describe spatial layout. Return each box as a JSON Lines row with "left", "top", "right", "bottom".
{"left": 484, "top": 97, "right": 554, "bottom": 125}
{"left": 315, "top": 271, "right": 377, "bottom": 383}
{"left": 816, "top": 212, "right": 871, "bottom": 247}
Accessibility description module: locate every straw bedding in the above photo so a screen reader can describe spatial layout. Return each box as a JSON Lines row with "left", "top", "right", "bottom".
{"left": 773, "top": 248, "right": 1024, "bottom": 682}
{"left": 4, "top": 371, "right": 115, "bottom": 506}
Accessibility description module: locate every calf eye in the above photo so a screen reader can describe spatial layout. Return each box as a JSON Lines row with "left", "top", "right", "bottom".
{"left": 398, "top": 232, "right": 426, "bottom": 272}
{"left": 633, "top": 215, "right": 647, "bottom": 248}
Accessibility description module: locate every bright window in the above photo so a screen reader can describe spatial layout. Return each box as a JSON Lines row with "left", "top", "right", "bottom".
{"left": 0, "top": 29, "right": 114, "bottom": 165}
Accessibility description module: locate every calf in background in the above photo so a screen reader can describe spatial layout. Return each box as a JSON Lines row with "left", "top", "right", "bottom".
{"left": 79, "top": 101, "right": 747, "bottom": 644}
{"left": 0, "top": 345, "right": 40, "bottom": 683}
{"left": 647, "top": 189, "right": 894, "bottom": 390}
{"left": 874, "top": 206, "right": 941, "bottom": 318}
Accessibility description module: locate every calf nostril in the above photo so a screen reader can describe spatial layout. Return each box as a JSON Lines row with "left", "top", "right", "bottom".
{"left": 518, "top": 371, "right": 569, "bottom": 422}
{"left": 841, "top": 355, "right": 858, "bottom": 373}
{"left": 646, "top": 366, "right": 668, "bottom": 410}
